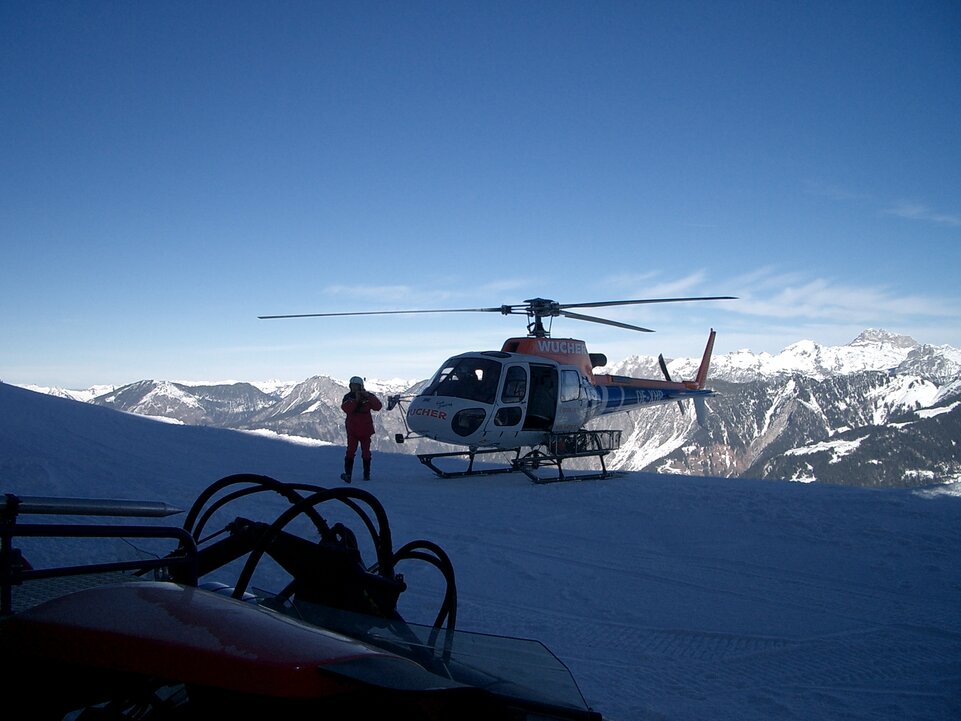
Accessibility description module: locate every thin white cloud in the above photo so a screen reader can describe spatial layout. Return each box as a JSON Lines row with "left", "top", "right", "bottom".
{"left": 883, "top": 201, "right": 961, "bottom": 227}
{"left": 600, "top": 272, "right": 664, "bottom": 290}
{"left": 727, "top": 269, "right": 957, "bottom": 323}
{"left": 638, "top": 271, "right": 710, "bottom": 297}
{"left": 599, "top": 270, "right": 708, "bottom": 298}
{"left": 804, "top": 181, "right": 960, "bottom": 228}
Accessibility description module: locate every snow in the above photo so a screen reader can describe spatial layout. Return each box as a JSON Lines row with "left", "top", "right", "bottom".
{"left": 238, "top": 428, "right": 335, "bottom": 446}
{"left": 248, "top": 379, "right": 300, "bottom": 396}
{"left": 634, "top": 329, "right": 929, "bottom": 383}
{"left": 865, "top": 374, "right": 938, "bottom": 424}
{"left": 937, "top": 379, "right": 961, "bottom": 404}
{"left": 135, "top": 413, "right": 184, "bottom": 425}
{"left": 173, "top": 379, "right": 303, "bottom": 397}
{"left": 20, "top": 383, "right": 117, "bottom": 403}
{"left": 143, "top": 381, "right": 204, "bottom": 410}
{"left": 916, "top": 400, "right": 961, "bottom": 419}
{"left": 784, "top": 435, "right": 869, "bottom": 463}
{"left": 1, "top": 381, "right": 960, "bottom": 721}
{"left": 331, "top": 376, "right": 420, "bottom": 394}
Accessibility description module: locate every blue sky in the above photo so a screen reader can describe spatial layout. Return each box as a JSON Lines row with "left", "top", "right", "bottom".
{"left": 2, "top": 1, "right": 960, "bottom": 388}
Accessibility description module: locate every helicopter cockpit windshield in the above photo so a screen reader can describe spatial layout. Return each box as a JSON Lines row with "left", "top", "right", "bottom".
{"left": 423, "top": 357, "right": 501, "bottom": 404}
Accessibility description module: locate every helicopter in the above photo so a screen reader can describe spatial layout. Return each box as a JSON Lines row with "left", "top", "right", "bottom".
{"left": 259, "top": 296, "right": 735, "bottom": 481}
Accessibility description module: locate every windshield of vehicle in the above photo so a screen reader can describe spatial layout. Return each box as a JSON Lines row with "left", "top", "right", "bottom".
{"left": 286, "top": 599, "right": 596, "bottom": 719}
{"left": 422, "top": 357, "right": 502, "bottom": 404}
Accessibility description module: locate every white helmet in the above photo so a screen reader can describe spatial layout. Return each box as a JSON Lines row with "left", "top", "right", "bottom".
{"left": 349, "top": 376, "right": 364, "bottom": 386}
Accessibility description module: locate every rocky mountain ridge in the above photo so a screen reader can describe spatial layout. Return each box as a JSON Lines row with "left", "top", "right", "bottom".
{"left": 612, "top": 329, "right": 961, "bottom": 384}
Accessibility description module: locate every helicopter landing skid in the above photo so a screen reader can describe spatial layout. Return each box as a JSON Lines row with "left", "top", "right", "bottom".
{"left": 416, "top": 448, "right": 523, "bottom": 479}
{"left": 418, "top": 430, "right": 623, "bottom": 484}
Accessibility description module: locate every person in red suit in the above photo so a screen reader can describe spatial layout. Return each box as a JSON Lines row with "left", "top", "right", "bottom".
{"left": 340, "top": 376, "right": 382, "bottom": 482}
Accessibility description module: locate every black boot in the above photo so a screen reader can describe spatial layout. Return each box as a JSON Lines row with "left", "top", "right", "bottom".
{"left": 362, "top": 458, "right": 371, "bottom": 481}
{"left": 340, "top": 457, "right": 354, "bottom": 483}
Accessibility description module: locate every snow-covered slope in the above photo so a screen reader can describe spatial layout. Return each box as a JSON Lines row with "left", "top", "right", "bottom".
{"left": 2, "top": 380, "right": 959, "bottom": 721}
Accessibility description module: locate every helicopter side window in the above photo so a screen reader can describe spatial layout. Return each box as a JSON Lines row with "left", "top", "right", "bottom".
{"left": 560, "top": 370, "right": 581, "bottom": 402}
{"left": 501, "top": 366, "right": 527, "bottom": 404}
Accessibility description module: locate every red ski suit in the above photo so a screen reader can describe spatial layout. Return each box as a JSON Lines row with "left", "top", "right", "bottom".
{"left": 341, "top": 391, "right": 382, "bottom": 461}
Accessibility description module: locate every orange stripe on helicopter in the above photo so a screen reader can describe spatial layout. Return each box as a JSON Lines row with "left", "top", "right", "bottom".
{"left": 500, "top": 337, "right": 596, "bottom": 376}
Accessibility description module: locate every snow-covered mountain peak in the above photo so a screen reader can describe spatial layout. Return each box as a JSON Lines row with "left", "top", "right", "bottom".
{"left": 331, "top": 377, "right": 420, "bottom": 394}
{"left": 782, "top": 338, "right": 819, "bottom": 355}
{"left": 610, "top": 328, "right": 946, "bottom": 382}
{"left": 771, "top": 334, "right": 908, "bottom": 378}
{"left": 898, "top": 343, "right": 961, "bottom": 384}
{"left": 249, "top": 379, "right": 299, "bottom": 397}
{"left": 21, "top": 383, "right": 117, "bottom": 403}
{"left": 849, "top": 328, "right": 918, "bottom": 349}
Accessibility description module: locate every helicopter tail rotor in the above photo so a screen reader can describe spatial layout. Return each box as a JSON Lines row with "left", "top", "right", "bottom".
{"left": 658, "top": 354, "right": 673, "bottom": 382}
{"left": 659, "top": 353, "right": 687, "bottom": 417}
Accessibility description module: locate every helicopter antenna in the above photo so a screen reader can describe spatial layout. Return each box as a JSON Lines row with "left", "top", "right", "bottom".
{"left": 259, "top": 295, "right": 736, "bottom": 338}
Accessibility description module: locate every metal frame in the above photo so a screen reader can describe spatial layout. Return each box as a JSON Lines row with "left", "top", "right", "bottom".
{"left": 1, "top": 493, "right": 198, "bottom": 615}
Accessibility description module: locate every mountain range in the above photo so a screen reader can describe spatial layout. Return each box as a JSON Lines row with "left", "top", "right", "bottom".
{"left": 19, "top": 329, "right": 961, "bottom": 489}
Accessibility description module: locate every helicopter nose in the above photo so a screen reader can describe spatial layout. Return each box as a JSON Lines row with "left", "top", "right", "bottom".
{"left": 408, "top": 399, "right": 487, "bottom": 440}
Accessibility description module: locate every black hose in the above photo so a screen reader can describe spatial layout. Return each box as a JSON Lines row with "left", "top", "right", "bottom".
{"left": 182, "top": 474, "right": 333, "bottom": 541}
{"left": 231, "top": 486, "right": 396, "bottom": 599}
{"left": 391, "top": 540, "right": 458, "bottom": 632}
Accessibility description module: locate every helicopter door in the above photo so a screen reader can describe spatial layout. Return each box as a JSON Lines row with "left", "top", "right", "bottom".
{"left": 490, "top": 364, "right": 526, "bottom": 428}
{"left": 523, "top": 365, "right": 558, "bottom": 431}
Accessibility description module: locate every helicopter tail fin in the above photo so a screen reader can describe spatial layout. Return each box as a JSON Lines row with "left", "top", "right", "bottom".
{"left": 694, "top": 329, "right": 717, "bottom": 390}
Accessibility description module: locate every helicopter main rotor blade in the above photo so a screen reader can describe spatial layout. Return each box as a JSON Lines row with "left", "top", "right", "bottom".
{"left": 558, "top": 296, "right": 737, "bottom": 310}
{"left": 259, "top": 296, "right": 736, "bottom": 319}
{"left": 559, "top": 310, "right": 655, "bottom": 333}
{"left": 259, "top": 307, "right": 508, "bottom": 320}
